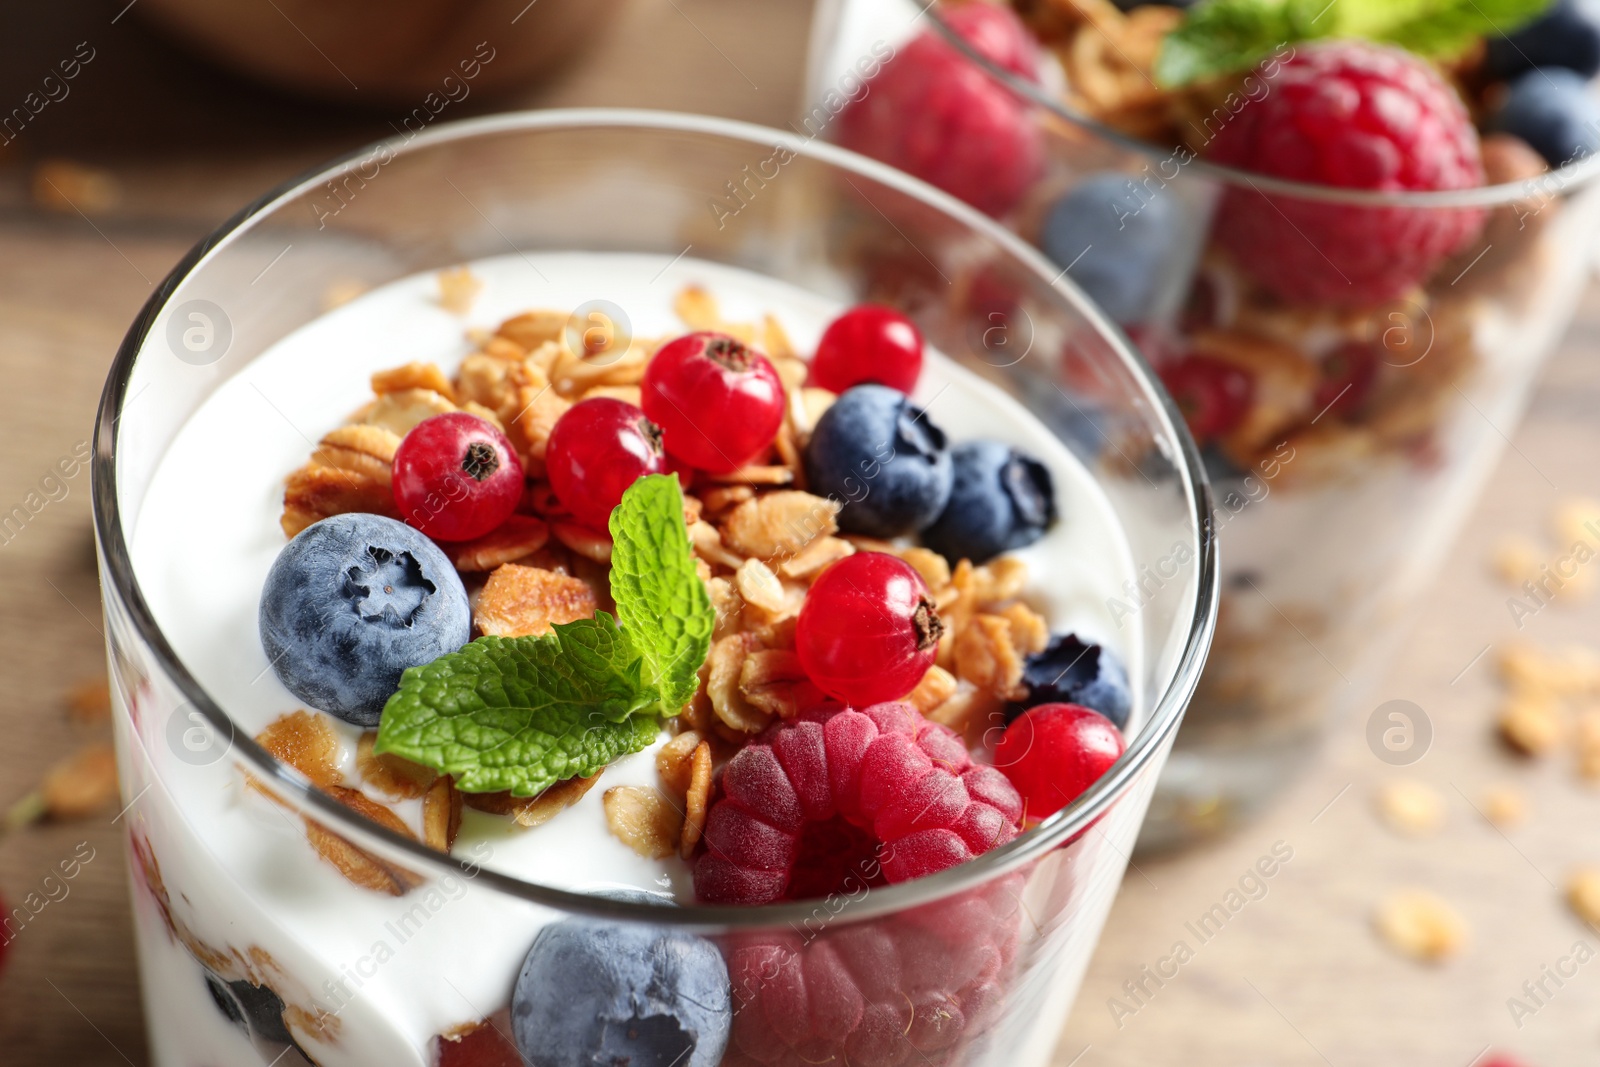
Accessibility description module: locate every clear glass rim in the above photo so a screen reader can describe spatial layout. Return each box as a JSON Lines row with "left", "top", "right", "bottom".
{"left": 91, "top": 108, "right": 1218, "bottom": 928}
{"left": 928, "top": 9, "right": 1600, "bottom": 209}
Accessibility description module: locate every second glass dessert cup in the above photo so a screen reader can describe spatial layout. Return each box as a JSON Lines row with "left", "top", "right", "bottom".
{"left": 808, "top": 0, "right": 1600, "bottom": 850}
{"left": 93, "top": 110, "right": 1215, "bottom": 1067}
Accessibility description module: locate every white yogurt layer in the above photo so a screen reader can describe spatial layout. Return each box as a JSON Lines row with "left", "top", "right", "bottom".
{"left": 126, "top": 252, "right": 1144, "bottom": 1065}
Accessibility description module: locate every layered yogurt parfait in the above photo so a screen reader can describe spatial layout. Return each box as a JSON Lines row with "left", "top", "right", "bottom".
{"left": 810, "top": 0, "right": 1600, "bottom": 845}
{"left": 93, "top": 113, "right": 1212, "bottom": 1067}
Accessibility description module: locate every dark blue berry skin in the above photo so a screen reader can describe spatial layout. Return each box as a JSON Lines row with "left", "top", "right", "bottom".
{"left": 1488, "top": 67, "right": 1600, "bottom": 167}
{"left": 259, "top": 513, "right": 470, "bottom": 727}
{"left": 512, "top": 910, "right": 731, "bottom": 1067}
{"left": 922, "top": 441, "right": 1056, "bottom": 564}
{"left": 203, "top": 971, "right": 299, "bottom": 1047}
{"left": 1039, "top": 173, "right": 1181, "bottom": 324}
{"left": 1486, "top": 0, "right": 1600, "bottom": 81}
{"left": 1006, "top": 634, "right": 1132, "bottom": 730}
{"left": 805, "top": 384, "right": 954, "bottom": 537}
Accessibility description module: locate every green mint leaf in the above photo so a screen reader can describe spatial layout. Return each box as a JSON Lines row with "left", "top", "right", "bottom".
{"left": 373, "top": 617, "right": 660, "bottom": 796}
{"left": 1155, "top": 0, "right": 1299, "bottom": 87}
{"left": 608, "top": 474, "right": 714, "bottom": 714}
{"left": 1155, "top": 0, "right": 1553, "bottom": 86}
{"left": 1370, "top": 0, "right": 1552, "bottom": 58}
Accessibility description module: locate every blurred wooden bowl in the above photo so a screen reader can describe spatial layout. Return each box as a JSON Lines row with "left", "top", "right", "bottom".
{"left": 137, "top": 0, "right": 622, "bottom": 103}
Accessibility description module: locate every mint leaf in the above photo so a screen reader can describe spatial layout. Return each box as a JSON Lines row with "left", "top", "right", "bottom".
{"left": 1155, "top": 0, "right": 1553, "bottom": 87}
{"left": 374, "top": 617, "right": 659, "bottom": 796}
{"left": 609, "top": 474, "right": 714, "bottom": 714}
{"left": 1376, "top": 0, "right": 1552, "bottom": 57}
{"left": 1154, "top": 0, "right": 1304, "bottom": 87}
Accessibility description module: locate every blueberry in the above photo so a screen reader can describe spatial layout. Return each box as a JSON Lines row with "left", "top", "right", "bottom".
{"left": 922, "top": 441, "right": 1056, "bottom": 564}
{"left": 1486, "top": 0, "right": 1600, "bottom": 80}
{"left": 259, "top": 513, "right": 470, "bottom": 726}
{"left": 202, "top": 970, "right": 297, "bottom": 1046}
{"left": 1488, "top": 67, "right": 1600, "bottom": 167}
{"left": 805, "top": 384, "right": 954, "bottom": 537}
{"left": 1039, "top": 173, "right": 1181, "bottom": 324}
{"left": 1006, "top": 633, "right": 1132, "bottom": 730}
{"left": 512, "top": 913, "right": 731, "bottom": 1067}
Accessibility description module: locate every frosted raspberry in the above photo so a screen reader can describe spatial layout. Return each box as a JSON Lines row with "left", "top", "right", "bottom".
{"left": 693, "top": 703, "right": 1022, "bottom": 905}
{"left": 722, "top": 873, "right": 1025, "bottom": 1067}
{"left": 1207, "top": 41, "right": 1486, "bottom": 306}
{"left": 838, "top": 7, "right": 1043, "bottom": 217}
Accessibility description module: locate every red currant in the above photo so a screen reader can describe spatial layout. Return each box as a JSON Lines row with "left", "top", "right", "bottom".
{"left": 795, "top": 552, "right": 943, "bottom": 706}
{"left": 993, "top": 703, "right": 1124, "bottom": 821}
{"left": 1159, "top": 356, "right": 1254, "bottom": 441}
{"left": 1313, "top": 341, "right": 1379, "bottom": 418}
{"left": 811, "top": 305, "right": 924, "bottom": 394}
{"left": 546, "top": 397, "right": 669, "bottom": 529}
{"left": 641, "top": 332, "right": 784, "bottom": 474}
{"left": 392, "top": 413, "right": 523, "bottom": 542}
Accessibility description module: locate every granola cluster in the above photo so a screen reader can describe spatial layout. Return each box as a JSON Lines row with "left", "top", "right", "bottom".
{"left": 263, "top": 277, "right": 1050, "bottom": 889}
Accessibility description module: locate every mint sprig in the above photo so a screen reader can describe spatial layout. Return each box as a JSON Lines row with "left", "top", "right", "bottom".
{"left": 1154, "top": 0, "right": 1554, "bottom": 87}
{"left": 609, "top": 472, "right": 715, "bottom": 715}
{"left": 373, "top": 475, "right": 714, "bottom": 797}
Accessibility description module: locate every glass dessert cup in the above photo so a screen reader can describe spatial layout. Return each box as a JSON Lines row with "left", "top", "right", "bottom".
{"left": 92, "top": 109, "right": 1215, "bottom": 1067}
{"left": 807, "top": 0, "right": 1600, "bottom": 851}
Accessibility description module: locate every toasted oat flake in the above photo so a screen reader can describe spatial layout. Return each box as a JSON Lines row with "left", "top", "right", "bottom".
{"left": 656, "top": 731, "right": 704, "bottom": 799}
{"left": 281, "top": 465, "right": 399, "bottom": 537}
{"left": 372, "top": 361, "right": 457, "bottom": 402}
{"left": 40, "top": 743, "right": 119, "bottom": 820}
{"left": 925, "top": 684, "right": 1003, "bottom": 749}
{"left": 740, "top": 649, "right": 811, "bottom": 719}
{"left": 496, "top": 310, "right": 567, "bottom": 351}
{"left": 690, "top": 521, "right": 746, "bottom": 571}
{"left": 1492, "top": 535, "right": 1543, "bottom": 585}
{"left": 1567, "top": 868, "right": 1600, "bottom": 928}
{"left": 722, "top": 491, "right": 839, "bottom": 560}
{"left": 421, "top": 777, "right": 463, "bottom": 851}
{"left": 999, "top": 602, "right": 1050, "bottom": 657}
{"left": 907, "top": 665, "right": 959, "bottom": 715}
{"left": 1374, "top": 781, "right": 1445, "bottom": 836}
{"left": 735, "top": 558, "right": 788, "bottom": 614}
{"left": 446, "top": 516, "right": 551, "bottom": 572}
{"left": 954, "top": 614, "right": 1027, "bottom": 702}
{"left": 603, "top": 786, "right": 684, "bottom": 859}
{"left": 474, "top": 564, "right": 599, "bottom": 638}
{"left": 463, "top": 773, "right": 604, "bottom": 828}
{"left": 707, "top": 634, "right": 771, "bottom": 733}
{"left": 362, "top": 388, "right": 459, "bottom": 437}
{"left": 900, "top": 547, "right": 953, "bottom": 594}
{"left": 33, "top": 160, "right": 121, "bottom": 214}
{"left": 1374, "top": 889, "right": 1468, "bottom": 962}
{"left": 64, "top": 677, "right": 111, "bottom": 723}
{"left": 1553, "top": 496, "right": 1600, "bottom": 549}
{"left": 681, "top": 743, "right": 713, "bottom": 858}
{"left": 257, "top": 711, "right": 342, "bottom": 790}
{"left": 1498, "top": 641, "right": 1600, "bottom": 696}
{"left": 1481, "top": 784, "right": 1527, "bottom": 827}
{"left": 1498, "top": 693, "right": 1564, "bottom": 756}
{"left": 706, "top": 465, "right": 794, "bottom": 487}
{"left": 306, "top": 786, "right": 424, "bottom": 895}
{"left": 437, "top": 266, "right": 483, "bottom": 314}
{"left": 778, "top": 535, "right": 854, "bottom": 581}
{"left": 551, "top": 521, "right": 614, "bottom": 564}
{"left": 356, "top": 731, "right": 435, "bottom": 800}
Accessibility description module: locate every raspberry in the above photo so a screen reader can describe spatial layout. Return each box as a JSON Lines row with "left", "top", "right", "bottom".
{"left": 838, "top": 7, "right": 1043, "bottom": 217}
{"left": 722, "top": 872, "right": 1025, "bottom": 1067}
{"left": 1206, "top": 41, "right": 1486, "bottom": 306}
{"left": 693, "top": 703, "right": 1021, "bottom": 905}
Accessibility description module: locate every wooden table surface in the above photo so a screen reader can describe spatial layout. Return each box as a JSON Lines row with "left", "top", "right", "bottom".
{"left": 2, "top": 2, "right": 1597, "bottom": 1063}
